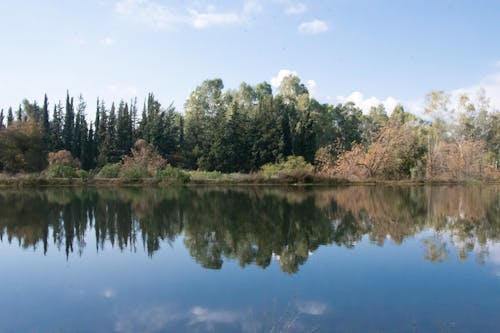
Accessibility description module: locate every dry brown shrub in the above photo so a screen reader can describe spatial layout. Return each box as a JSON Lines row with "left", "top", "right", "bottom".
{"left": 122, "top": 139, "right": 168, "bottom": 174}
{"left": 47, "top": 150, "right": 80, "bottom": 168}
{"left": 426, "top": 140, "right": 487, "bottom": 180}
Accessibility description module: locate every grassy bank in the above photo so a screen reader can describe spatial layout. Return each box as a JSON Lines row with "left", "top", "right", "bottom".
{"left": 2, "top": 171, "right": 499, "bottom": 188}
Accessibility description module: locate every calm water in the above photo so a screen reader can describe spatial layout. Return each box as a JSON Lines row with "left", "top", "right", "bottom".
{"left": 0, "top": 186, "right": 499, "bottom": 333}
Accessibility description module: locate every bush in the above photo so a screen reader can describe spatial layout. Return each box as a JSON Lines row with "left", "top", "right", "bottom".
{"left": 122, "top": 139, "right": 167, "bottom": 174}
{"left": 47, "top": 150, "right": 80, "bottom": 168}
{"left": 120, "top": 165, "right": 150, "bottom": 181}
{"left": 260, "top": 156, "right": 314, "bottom": 176}
{"left": 47, "top": 164, "right": 77, "bottom": 178}
{"left": 75, "top": 169, "right": 89, "bottom": 180}
{"left": 157, "top": 166, "right": 190, "bottom": 184}
{"left": 97, "top": 163, "right": 121, "bottom": 178}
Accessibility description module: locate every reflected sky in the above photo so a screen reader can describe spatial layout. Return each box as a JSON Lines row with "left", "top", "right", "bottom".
{"left": 0, "top": 186, "right": 499, "bottom": 332}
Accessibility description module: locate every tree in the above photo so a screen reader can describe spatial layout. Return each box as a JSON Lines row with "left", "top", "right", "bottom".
{"left": 41, "top": 94, "right": 50, "bottom": 139}
{"left": 184, "top": 79, "right": 226, "bottom": 169}
{"left": 106, "top": 102, "right": 119, "bottom": 163}
{"left": 7, "top": 107, "right": 14, "bottom": 127}
{"left": 63, "top": 91, "right": 75, "bottom": 153}
{"left": 0, "top": 121, "right": 46, "bottom": 172}
{"left": 49, "top": 102, "right": 64, "bottom": 151}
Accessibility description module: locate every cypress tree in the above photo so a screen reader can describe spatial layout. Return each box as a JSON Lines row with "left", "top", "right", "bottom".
{"left": 49, "top": 103, "right": 64, "bottom": 151}
{"left": 7, "top": 107, "right": 14, "bottom": 127}
{"left": 63, "top": 91, "right": 75, "bottom": 153}
{"left": 107, "top": 102, "right": 118, "bottom": 162}
{"left": 41, "top": 94, "right": 50, "bottom": 151}
{"left": 16, "top": 105, "right": 23, "bottom": 122}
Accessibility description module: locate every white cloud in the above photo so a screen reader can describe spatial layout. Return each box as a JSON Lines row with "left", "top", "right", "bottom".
{"left": 100, "top": 37, "right": 115, "bottom": 46}
{"left": 495, "top": 60, "right": 500, "bottom": 68}
{"left": 275, "top": 0, "right": 306, "bottom": 14}
{"left": 271, "top": 69, "right": 319, "bottom": 97}
{"left": 243, "top": 0, "right": 263, "bottom": 15}
{"left": 306, "top": 79, "right": 317, "bottom": 97}
{"left": 189, "top": 10, "right": 242, "bottom": 29}
{"left": 337, "top": 91, "right": 400, "bottom": 114}
{"left": 298, "top": 19, "right": 328, "bottom": 34}
{"left": 286, "top": 3, "right": 307, "bottom": 14}
{"left": 101, "top": 288, "right": 116, "bottom": 298}
{"left": 189, "top": 306, "right": 240, "bottom": 325}
{"left": 114, "top": 306, "right": 181, "bottom": 333}
{"left": 451, "top": 71, "right": 500, "bottom": 111}
{"left": 115, "top": 0, "right": 181, "bottom": 29}
{"left": 271, "top": 69, "right": 298, "bottom": 88}
{"left": 296, "top": 301, "right": 327, "bottom": 316}
{"left": 115, "top": 0, "right": 259, "bottom": 30}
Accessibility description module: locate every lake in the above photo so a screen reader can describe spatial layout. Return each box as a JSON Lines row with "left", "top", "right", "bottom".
{"left": 0, "top": 185, "right": 499, "bottom": 332}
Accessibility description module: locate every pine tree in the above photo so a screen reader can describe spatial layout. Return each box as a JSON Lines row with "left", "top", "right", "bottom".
{"left": 41, "top": 94, "right": 50, "bottom": 151}
{"left": 16, "top": 105, "right": 23, "bottom": 122}
{"left": 96, "top": 101, "right": 108, "bottom": 166}
{"left": 49, "top": 103, "right": 64, "bottom": 151}
{"left": 7, "top": 107, "right": 14, "bottom": 127}
{"left": 106, "top": 102, "right": 118, "bottom": 162}
{"left": 0, "top": 109, "right": 4, "bottom": 129}
{"left": 63, "top": 91, "right": 75, "bottom": 153}
{"left": 72, "top": 95, "right": 86, "bottom": 158}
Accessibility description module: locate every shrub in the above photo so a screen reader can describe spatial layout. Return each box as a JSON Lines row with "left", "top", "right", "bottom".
{"left": 260, "top": 156, "right": 314, "bottom": 176}
{"left": 75, "top": 169, "right": 89, "bottom": 180}
{"left": 122, "top": 139, "right": 167, "bottom": 174}
{"left": 157, "top": 166, "right": 190, "bottom": 184}
{"left": 97, "top": 163, "right": 121, "bottom": 178}
{"left": 120, "top": 165, "right": 150, "bottom": 181}
{"left": 47, "top": 165, "right": 77, "bottom": 178}
{"left": 47, "top": 150, "right": 80, "bottom": 168}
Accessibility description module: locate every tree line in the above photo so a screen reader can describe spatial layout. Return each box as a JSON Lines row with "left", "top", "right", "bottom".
{"left": 0, "top": 75, "right": 499, "bottom": 179}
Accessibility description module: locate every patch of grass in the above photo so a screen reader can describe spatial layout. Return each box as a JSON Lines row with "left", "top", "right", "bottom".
{"left": 157, "top": 166, "right": 190, "bottom": 185}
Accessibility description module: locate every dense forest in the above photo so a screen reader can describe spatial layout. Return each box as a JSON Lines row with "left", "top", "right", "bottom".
{"left": 0, "top": 75, "right": 499, "bottom": 181}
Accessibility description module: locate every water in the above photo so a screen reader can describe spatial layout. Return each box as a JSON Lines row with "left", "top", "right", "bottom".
{"left": 0, "top": 185, "right": 499, "bottom": 332}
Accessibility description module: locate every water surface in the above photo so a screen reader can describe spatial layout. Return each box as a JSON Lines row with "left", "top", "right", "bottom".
{"left": 0, "top": 185, "right": 499, "bottom": 332}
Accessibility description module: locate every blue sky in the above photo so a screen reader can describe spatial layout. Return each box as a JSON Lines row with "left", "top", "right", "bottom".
{"left": 1, "top": 0, "right": 499, "bottom": 116}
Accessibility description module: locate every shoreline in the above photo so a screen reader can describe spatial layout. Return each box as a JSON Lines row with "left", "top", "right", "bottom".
{"left": 1, "top": 174, "right": 499, "bottom": 188}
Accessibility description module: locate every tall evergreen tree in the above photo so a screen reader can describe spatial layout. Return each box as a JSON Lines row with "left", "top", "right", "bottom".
{"left": 63, "top": 91, "right": 75, "bottom": 153}
{"left": 72, "top": 95, "right": 86, "bottom": 158}
{"left": 106, "top": 102, "right": 119, "bottom": 163}
{"left": 49, "top": 103, "right": 64, "bottom": 151}
{"left": 41, "top": 94, "right": 50, "bottom": 151}
{"left": 7, "top": 107, "right": 14, "bottom": 127}
{"left": 96, "top": 100, "right": 108, "bottom": 166}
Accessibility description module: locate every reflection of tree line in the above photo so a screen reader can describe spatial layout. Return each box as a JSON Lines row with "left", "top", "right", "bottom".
{"left": 0, "top": 186, "right": 498, "bottom": 273}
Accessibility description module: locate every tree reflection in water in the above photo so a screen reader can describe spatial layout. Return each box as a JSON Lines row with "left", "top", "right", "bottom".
{"left": 0, "top": 186, "right": 499, "bottom": 273}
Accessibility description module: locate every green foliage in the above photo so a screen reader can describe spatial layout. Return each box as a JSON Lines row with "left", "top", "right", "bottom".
{"left": 120, "top": 165, "right": 150, "bottom": 181}
{"left": 157, "top": 166, "right": 190, "bottom": 184}
{"left": 75, "top": 169, "right": 89, "bottom": 180}
{"left": 0, "top": 121, "right": 46, "bottom": 173}
{"left": 97, "top": 163, "right": 121, "bottom": 178}
{"left": 47, "top": 165, "right": 77, "bottom": 178}
{"left": 260, "top": 156, "right": 314, "bottom": 177}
